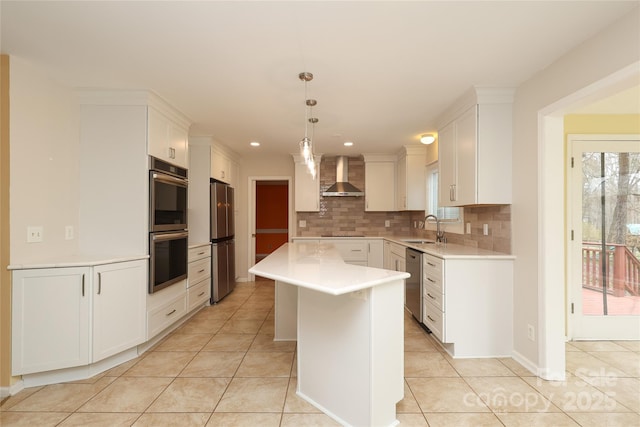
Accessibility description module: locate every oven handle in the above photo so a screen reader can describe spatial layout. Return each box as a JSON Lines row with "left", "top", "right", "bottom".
{"left": 152, "top": 172, "right": 188, "bottom": 187}
{"left": 152, "top": 231, "right": 189, "bottom": 242}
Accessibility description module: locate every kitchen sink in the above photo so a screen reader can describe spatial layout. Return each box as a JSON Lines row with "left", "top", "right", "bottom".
{"left": 402, "top": 239, "right": 436, "bottom": 244}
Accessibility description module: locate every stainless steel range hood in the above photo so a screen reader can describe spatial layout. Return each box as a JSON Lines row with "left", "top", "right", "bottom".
{"left": 322, "top": 156, "right": 364, "bottom": 197}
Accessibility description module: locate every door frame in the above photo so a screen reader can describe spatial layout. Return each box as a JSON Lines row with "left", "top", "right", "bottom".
{"left": 567, "top": 134, "right": 640, "bottom": 340}
{"left": 536, "top": 61, "right": 639, "bottom": 380}
{"left": 247, "top": 176, "right": 293, "bottom": 282}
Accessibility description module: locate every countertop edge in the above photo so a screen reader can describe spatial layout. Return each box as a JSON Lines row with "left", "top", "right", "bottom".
{"left": 293, "top": 236, "right": 515, "bottom": 259}
{"left": 8, "top": 254, "right": 149, "bottom": 270}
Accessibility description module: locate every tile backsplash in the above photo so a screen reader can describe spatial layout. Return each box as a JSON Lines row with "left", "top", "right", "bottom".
{"left": 295, "top": 156, "right": 511, "bottom": 254}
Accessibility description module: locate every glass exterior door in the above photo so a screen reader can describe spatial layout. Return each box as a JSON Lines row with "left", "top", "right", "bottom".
{"left": 570, "top": 138, "right": 640, "bottom": 340}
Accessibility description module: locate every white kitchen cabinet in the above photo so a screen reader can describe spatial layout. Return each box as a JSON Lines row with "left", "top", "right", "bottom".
{"left": 146, "top": 278, "right": 187, "bottom": 339}
{"left": 187, "top": 244, "right": 211, "bottom": 312}
{"left": 148, "top": 106, "right": 190, "bottom": 168}
{"left": 78, "top": 90, "right": 191, "bottom": 256}
{"left": 366, "top": 240, "right": 384, "bottom": 268}
{"left": 387, "top": 242, "right": 406, "bottom": 272}
{"left": 188, "top": 142, "right": 212, "bottom": 245}
{"left": 293, "top": 154, "right": 322, "bottom": 212}
{"left": 12, "top": 259, "right": 147, "bottom": 376}
{"left": 422, "top": 253, "right": 513, "bottom": 357}
{"left": 363, "top": 154, "right": 396, "bottom": 211}
{"left": 396, "top": 146, "right": 426, "bottom": 211}
{"left": 437, "top": 88, "right": 514, "bottom": 207}
{"left": 12, "top": 267, "right": 90, "bottom": 375}
{"left": 322, "top": 239, "right": 368, "bottom": 266}
{"left": 211, "top": 144, "right": 239, "bottom": 186}
{"left": 92, "top": 260, "right": 147, "bottom": 362}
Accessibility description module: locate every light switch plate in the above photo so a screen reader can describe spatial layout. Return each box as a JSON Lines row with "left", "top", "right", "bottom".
{"left": 27, "top": 226, "right": 43, "bottom": 243}
{"left": 483, "top": 224, "right": 489, "bottom": 235}
{"left": 466, "top": 222, "right": 471, "bottom": 234}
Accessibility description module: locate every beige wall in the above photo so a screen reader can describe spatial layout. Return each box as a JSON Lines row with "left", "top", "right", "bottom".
{"left": 9, "top": 56, "right": 80, "bottom": 264}
{"left": 236, "top": 153, "right": 295, "bottom": 279}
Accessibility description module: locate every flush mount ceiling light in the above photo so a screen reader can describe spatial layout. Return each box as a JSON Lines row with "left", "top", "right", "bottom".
{"left": 250, "top": 141, "right": 260, "bottom": 147}
{"left": 420, "top": 134, "right": 436, "bottom": 145}
{"left": 299, "top": 72, "right": 318, "bottom": 179}
{"left": 344, "top": 141, "right": 354, "bottom": 147}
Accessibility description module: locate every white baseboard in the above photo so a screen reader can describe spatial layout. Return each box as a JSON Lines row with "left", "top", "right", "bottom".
{"left": 511, "top": 349, "right": 539, "bottom": 376}
{"left": 1, "top": 381, "right": 24, "bottom": 399}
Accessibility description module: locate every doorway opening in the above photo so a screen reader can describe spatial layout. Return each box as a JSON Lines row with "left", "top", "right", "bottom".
{"left": 248, "top": 177, "right": 292, "bottom": 282}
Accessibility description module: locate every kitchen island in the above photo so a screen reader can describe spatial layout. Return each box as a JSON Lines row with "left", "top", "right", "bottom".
{"left": 249, "top": 241, "right": 410, "bottom": 427}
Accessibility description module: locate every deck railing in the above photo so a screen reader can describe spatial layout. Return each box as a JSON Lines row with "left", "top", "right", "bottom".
{"left": 582, "top": 242, "right": 640, "bottom": 296}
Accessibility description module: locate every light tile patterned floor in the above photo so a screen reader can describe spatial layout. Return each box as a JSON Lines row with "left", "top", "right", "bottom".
{"left": 1, "top": 280, "right": 639, "bottom": 426}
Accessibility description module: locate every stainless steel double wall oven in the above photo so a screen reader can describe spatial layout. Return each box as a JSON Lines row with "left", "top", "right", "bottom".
{"left": 149, "top": 157, "right": 188, "bottom": 293}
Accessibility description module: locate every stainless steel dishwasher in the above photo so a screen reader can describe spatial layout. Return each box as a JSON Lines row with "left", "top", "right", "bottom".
{"left": 405, "top": 247, "right": 423, "bottom": 324}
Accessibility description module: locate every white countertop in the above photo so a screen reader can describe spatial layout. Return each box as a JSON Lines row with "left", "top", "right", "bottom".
{"left": 8, "top": 254, "right": 149, "bottom": 270}
{"left": 248, "top": 242, "right": 409, "bottom": 296}
{"left": 293, "top": 236, "right": 515, "bottom": 260}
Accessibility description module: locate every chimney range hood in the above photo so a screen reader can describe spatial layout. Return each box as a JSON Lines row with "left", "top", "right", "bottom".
{"left": 322, "top": 156, "right": 364, "bottom": 197}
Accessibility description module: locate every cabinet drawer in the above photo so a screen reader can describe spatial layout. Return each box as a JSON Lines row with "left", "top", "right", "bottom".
{"left": 326, "top": 240, "right": 368, "bottom": 262}
{"left": 423, "top": 286, "right": 443, "bottom": 311}
{"left": 188, "top": 258, "right": 210, "bottom": 286}
{"left": 390, "top": 242, "right": 406, "bottom": 258}
{"left": 423, "top": 253, "right": 443, "bottom": 275}
{"left": 188, "top": 278, "right": 210, "bottom": 312}
{"left": 423, "top": 270, "right": 444, "bottom": 293}
{"left": 188, "top": 245, "right": 211, "bottom": 262}
{"left": 148, "top": 294, "right": 187, "bottom": 339}
{"left": 423, "top": 299, "right": 444, "bottom": 342}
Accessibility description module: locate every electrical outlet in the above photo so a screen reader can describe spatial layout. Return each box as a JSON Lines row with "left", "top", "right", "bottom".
{"left": 385, "top": 220, "right": 390, "bottom": 227}
{"left": 65, "top": 225, "right": 74, "bottom": 240}
{"left": 27, "top": 226, "right": 43, "bottom": 243}
{"left": 527, "top": 324, "right": 535, "bottom": 341}
{"left": 466, "top": 222, "right": 471, "bottom": 234}
{"left": 299, "top": 220, "right": 306, "bottom": 228}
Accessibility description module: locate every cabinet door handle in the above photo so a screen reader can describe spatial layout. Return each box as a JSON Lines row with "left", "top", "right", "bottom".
{"left": 197, "top": 251, "right": 205, "bottom": 256}
{"left": 427, "top": 292, "right": 435, "bottom": 299}
{"left": 427, "top": 277, "right": 436, "bottom": 283}
{"left": 166, "top": 309, "right": 177, "bottom": 317}
{"left": 449, "top": 184, "right": 454, "bottom": 201}
{"left": 427, "top": 315, "right": 435, "bottom": 322}
{"left": 198, "top": 291, "right": 205, "bottom": 297}
{"left": 427, "top": 262, "right": 436, "bottom": 267}
{"left": 198, "top": 269, "right": 205, "bottom": 273}
{"left": 81, "top": 274, "right": 85, "bottom": 297}
{"left": 97, "top": 272, "right": 102, "bottom": 295}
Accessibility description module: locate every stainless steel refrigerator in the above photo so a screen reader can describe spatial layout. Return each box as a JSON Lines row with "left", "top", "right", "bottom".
{"left": 210, "top": 180, "right": 235, "bottom": 303}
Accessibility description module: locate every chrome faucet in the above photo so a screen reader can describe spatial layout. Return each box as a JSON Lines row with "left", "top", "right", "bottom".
{"left": 424, "top": 214, "right": 445, "bottom": 243}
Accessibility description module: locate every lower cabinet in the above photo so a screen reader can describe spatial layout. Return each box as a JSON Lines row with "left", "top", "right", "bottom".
{"left": 187, "top": 244, "right": 211, "bottom": 312}
{"left": 297, "top": 238, "right": 384, "bottom": 267}
{"left": 12, "top": 259, "right": 147, "bottom": 376}
{"left": 422, "top": 254, "right": 514, "bottom": 358}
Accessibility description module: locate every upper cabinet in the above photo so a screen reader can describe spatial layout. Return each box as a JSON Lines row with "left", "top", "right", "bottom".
{"left": 211, "top": 144, "right": 239, "bottom": 187}
{"left": 396, "top": 146, "right": 427, "bottom": 211}
{"left": 293, "top": 154, "right": 322, "bottom": 212}
{"left": 148, "top": 106, "right": 190, "bottom": 168}
{"left": 363, "top": 154, "right": 396, "bottom": 212}
{"left": 437, "top": 87, "right": 514, "bottom": 207}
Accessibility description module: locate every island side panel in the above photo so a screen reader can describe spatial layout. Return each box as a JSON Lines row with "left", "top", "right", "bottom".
{"left": 371, "top": 279, "right": 404, "bottom": 424}
{"left": 274, "top": 280, "right": 297, "bottom": 341}
{"left": 297, "top": 287, "right": 372, "bottom": 426}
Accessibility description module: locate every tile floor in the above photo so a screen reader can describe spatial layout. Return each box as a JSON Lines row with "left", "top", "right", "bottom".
{"left": 1, "top": 280, "right": 639, "bottom": 426}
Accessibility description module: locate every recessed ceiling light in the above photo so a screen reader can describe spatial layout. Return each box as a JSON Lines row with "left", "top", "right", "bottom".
{"left": 344, "top": 141, "right": 354, "bottom": 147}
{"left": 250, "top": 141, "right": 260, "bottom": 147}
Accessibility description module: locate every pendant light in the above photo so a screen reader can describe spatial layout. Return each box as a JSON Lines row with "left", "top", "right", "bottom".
{"left": 298, "top": 72, "right": 318, "bottom": 178}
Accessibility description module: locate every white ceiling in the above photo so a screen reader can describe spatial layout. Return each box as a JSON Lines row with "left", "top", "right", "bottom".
{"left": 1, "top": 1, "right": 638, "bottom": 157}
